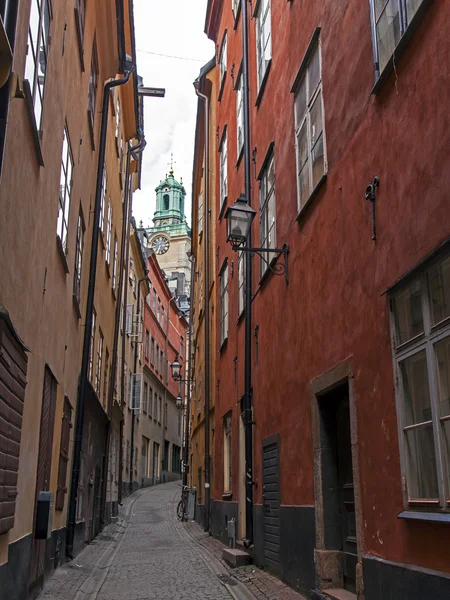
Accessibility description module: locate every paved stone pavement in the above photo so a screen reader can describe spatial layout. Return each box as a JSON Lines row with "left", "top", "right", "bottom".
{"left": 183, "top": 522, "right": 307, "bottom": 600}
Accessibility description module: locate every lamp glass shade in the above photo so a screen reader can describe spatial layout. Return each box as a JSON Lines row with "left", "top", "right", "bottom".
{"left": 225, "top": 195, "right": 256, "bottom": 246}
{"left": 176, "top": 395, "right": 182, "bottom": 409}
{"left": 171, "top": 357, "right": 181, "bottom": 380}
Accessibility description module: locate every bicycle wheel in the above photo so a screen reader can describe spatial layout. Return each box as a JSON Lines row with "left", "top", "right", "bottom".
{"left": 177, "top": 499, "right": 185, "bottom": 521}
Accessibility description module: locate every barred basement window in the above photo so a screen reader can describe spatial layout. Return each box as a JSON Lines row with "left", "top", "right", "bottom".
{"left": 389, "top": 250, "right": 450, "bottom": 508}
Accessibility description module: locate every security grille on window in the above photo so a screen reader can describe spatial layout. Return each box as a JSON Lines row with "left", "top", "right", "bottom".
{"left": 389, "top": 252, "right": 450, "bottom": 507}
{"left": 112, "top": 234, "right": 118, "bottom": 290}
{"left": 220, "top": 262, "right": 229, "bottom": 345}
{"left": 24, "top": 0, "right": 51, "bottom": 132}
{"left": 370, "top": 0, "right": 426, "bottom": 77}
{"left": 99, "top": 167, "right": 106, "bottom": 233}
{"left": 105, "top": 201, "right": 112, "bottom": 264}
{"left": 74, "top": 210, "right": 84, "bottom": 304}
{"left": 255, "top": 0, "right": 271, "bottom": 90}
{"left": 219, "top": 34, "right": 227, "bottom": 84}
{"left": 219, "top": 130, "right": 228, "bottom": 210}
{"left": 224, "top": 413, "right": 232, "bottom": 493}
{"left": 95, "top": 329, "right": 103, "bottom": 396}
{"left": 236, "top": 73, "right": 244, "bottom": 156}
{"left": 238, "top": 251, "right": 245, "bottom": 316}
{"left": 294, "top": 37, "right": 327, "bottom": 211}
{"left": 88, "top": 40, "right": 98, "bottom": 134}
{"left": 259, "top": 152, "right": 276, "bottom": 276}
{"left": 57, "top": 127, "right": 73, "bottom": 254}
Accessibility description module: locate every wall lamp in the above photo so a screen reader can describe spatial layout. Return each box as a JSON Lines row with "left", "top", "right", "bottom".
{"left": 224, "top": 194, "right": 290, "bottom": 283}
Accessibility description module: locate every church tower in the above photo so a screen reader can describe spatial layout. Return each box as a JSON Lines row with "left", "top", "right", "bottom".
{"left": 146, "top": 163, "right": 191, "bottom": 305}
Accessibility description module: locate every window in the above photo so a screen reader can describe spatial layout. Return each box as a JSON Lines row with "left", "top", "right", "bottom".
{"left": 151, "top": 337, "right": 155, "bottom": 365}
{"left": 57, "top": 127, "right": 73, "bottom": 254}
{"left": 95, "top": 329, "right": 103, "bottom": 396}
{"left": 220, "top": 263, "right": 229, "bottom": 345}
{"left": 24, "top": 0, "right": 51, "bottom": 132}
{"left": 103, "top": 348, "right": 109, "bottom": 409}
{"left": 236, "top": 73, "right": 244, "bottom": 156}
{"left": 164, "top": 402, "right": 168, "bottom": 430}
{"left": 255, "top": 0, "right": 271, "bottom": 89}
{"left": 126, "top": 305, "right": 134, "bottom": 335}
{"left": 163, "top": 194, "right": 170, "bottom": 211}
{"left": 161, "top": 307, "right": 165, "bottom": 331}
{"left": 198, "top": 192, "right": 204, "bottom": 236}
{"left": 259, "top": 152, "right": 276, "bottom": 276}
{"left": 152, "top": 289, "right": 157, "bottom": 313}
{"left": 157, "top": 298, "right": 161, "bottom": 323}
{"left": 115, "top": 97, "right": 121, "bottom": 142}
{"left": 159, "top": 396, "right": 162, "bottom": 424}
{"left": 105, "top": 201, "right": 112, "bottom": 264}
{"left": 88, "top": 309, "right": 96, "bottom": 383}
{"left": 149, "top": 387, "right": 153, "bottom": 418}
{"left": 232, "top": 0, "right": 240, "bottom": 19}
{"left": 88, "top": 40, "right": 98, "bottom": 134}
{"left": 153, "top": 390, "right": 158, "bottom": 420}
{"left": 75, "top": 0, "right": 86, "bottom": 48}
{"left": 112, "top": 234, "right": 118, "bottom": 291}
{"left": 145, "top": 330, "right": 150, "bottom": 359}
{"left": 389, "top": 252, "right": 450, "bottom": 507}
{"left": 73, "top": 209, "right": 84, "bottom": 304}
{"left": 180, "top": 337, "right": 184, "bottom": 359}
{"left": 238, "top": 250, "right": 245, "bottom": 316}
{"left": 294, "top": 38, "right": 327, "bottom": 211}
{"left": 224, "top": 413, "right": 232, "bottom": 493}
{"left": 219, "top": 130, "right": 228, "bottom": 210}
{"left": 156, "top": 345, "right": 160, "bottom": 372}
{"left": 370, "top": 0, "right": 426, "bottom": 77}
{"left": 219, "top": 34, "right": 227, "bottom": 84}
{"left": 99, "top": 167, "right": 106, "bottom": 233}
{"left": 76, "top": 453, "right": 85, "bottom": 521}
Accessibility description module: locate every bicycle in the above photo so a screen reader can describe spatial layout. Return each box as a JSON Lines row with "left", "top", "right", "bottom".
{"left": 177, "top": 484, "right": 191, "bottom": 521}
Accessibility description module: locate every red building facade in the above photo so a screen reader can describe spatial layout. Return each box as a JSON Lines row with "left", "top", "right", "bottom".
{"left": 205, "top": 0, "right": 450, "bottom": 598}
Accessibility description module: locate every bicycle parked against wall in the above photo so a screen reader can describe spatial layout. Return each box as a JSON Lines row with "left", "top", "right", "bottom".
{"left": 177, "top": 484, "right": 190, "bottom": 521}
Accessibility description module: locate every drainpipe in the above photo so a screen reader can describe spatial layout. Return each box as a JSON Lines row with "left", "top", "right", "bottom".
{"left": 194, "top": 83, "right": 211, "bottom": 532}
{"left": 183, "top": 256, "right": 195, "bottom": 488}
{"left": 129, "top": 274, "right": 148, "bottom": 492}
{"left": 67, "top": 69, "right": 133, "bottom": 559}
{"left": 241, "top": 0, "right": 254, "bottom": 547}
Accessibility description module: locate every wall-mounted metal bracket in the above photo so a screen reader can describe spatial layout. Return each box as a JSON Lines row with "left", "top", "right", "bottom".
{"left": 365, "top": 176, "right": 379, "bottom": 241}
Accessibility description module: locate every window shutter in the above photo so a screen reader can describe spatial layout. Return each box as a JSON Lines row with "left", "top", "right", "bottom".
{"left": 56, "top": 397, "right": 72, "bottom": 510}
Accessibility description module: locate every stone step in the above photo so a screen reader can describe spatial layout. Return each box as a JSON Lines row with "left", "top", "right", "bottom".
{"left": 222, "top": 548, "right": 252, "bottom": 568}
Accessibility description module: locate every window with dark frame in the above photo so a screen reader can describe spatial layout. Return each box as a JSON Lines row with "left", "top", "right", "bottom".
{"left": 294, "top": 37, "right": 327, "bottom": 211}
{"left": 389, "top": 251, "right": 450, "bottom": 509}
{"left": 370, "top": 0, "right": 426, "bottom": 78}
{"left": 238, "top": 250, "right": 245, "bottom": 316}
{"left": 145, "top": 329, "right": 150, "bottom": 359}
{"left": 255, "top": 0, "right": 271, "bottom": 90}
{"left": 236, "top": 72, "right": 244, "bottom": 156}
{"left": 74, "top": 0, "right": 86, "bottom": 49}
{"left": 219, "top": 130, "right": 228, "bottom": 210}
{"left": 24, "top": 0, "right": 52, "bottom": 133}
{"left": 87, "top": 39, "right": 98, "bottom": 135}
{"left": 95, "top": 328, "right": 103, "bottom": 396}
{"left": 74, "top": 209, "right": 84, "bottom": 304}
{"left": 219, "top": 33, "right": 227, "bottom": 85}
{"left": 88, "top": 309, "right": 96, "bottom": 383}
{"left": 232, "top": 0, "right": 240, "bottom": 19}
{"left": 220, "top": 262, "right": 229, "bottom": 345}
{"left": 149, "top": 387, "right": 153, "bottom": 418}
{"left": 143, "top": 381, "right": 148, "bottom": 413}
{"left": 57, "top": 127, "right": 74, "bottom": 255}
{"left": 151, "top": 337, "right": 155, "bottom": 365}
{"left": 259, "top": 152, "right": 276, "bottom": 277}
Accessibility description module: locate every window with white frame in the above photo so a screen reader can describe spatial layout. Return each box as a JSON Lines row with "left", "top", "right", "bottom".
{"left": 259, "top": 151, "right": 276, "bottom": 277}
{"left": 238, "top": 251, "right": 245, "bottom": 316}
{"left": 220, "top": 262, "right": 229, "bottom": 346}
{"left": 95, "top": 328, "right": 103, "bottom": 396}
{"left": 236, "top": 72, "right": 244, "bottom": 157}
{"left": 219, "top": 130, "right": 228, "bottom": 210}
{"left": 232, "top": 0, "right": 240, "bottom": 19}
{"left": 112, "top": 234, "right": 118, "bottom": 291}
{"left": 219, "top": 33, "right": 227, "bottom": 85}
{"left": 198, "top": 191, "right": 204, "bottom": 236}
{"left": 57, "top": 127, "right": 73, "bottom": 254}
{"left": 24, "top": 0, "right": 51, "bottom": 132}
{"left": 73, "top": 209, "right": 84, "bottom": 304}
{"left": 115, "top": 97, "right": 121, "bottom": 142}
{"left": 389, "top": 251, "right": 450, "bottom": 507}
{"left": 294, "top": 38, "right": 327, "bottom": 211}
{"left": 105, "top": 201, "right": 112, "bottom": 264}
{"left": 100, "top": 167, "right": 106, "bottom": 233}
{"left": 223, "top": 412, "right": 232, "bottom": 493}
{"left": 255, "top": 0, "right": 271, "bottom": 90}
{"left": 370, "top": 0, "right": 426, "bottom": 77}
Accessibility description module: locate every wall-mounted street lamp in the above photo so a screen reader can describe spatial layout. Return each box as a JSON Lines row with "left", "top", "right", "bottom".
{"left": 225, "top": 194, "right": 290, "bottom": 283}
{"left": 170, "top": 355, "right": 182, "bottom": 381}
{"left": 176, "top": 393, "right": 183, "bottom": 409}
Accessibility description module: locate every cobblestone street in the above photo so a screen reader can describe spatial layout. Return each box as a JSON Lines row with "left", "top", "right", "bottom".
{"left": 39, "top": 482, "right": 306, "bottom": 600}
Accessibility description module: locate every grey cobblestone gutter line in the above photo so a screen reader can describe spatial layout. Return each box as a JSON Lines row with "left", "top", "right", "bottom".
{"left": 166, "top": 488, "right": 258, "bottom": 600}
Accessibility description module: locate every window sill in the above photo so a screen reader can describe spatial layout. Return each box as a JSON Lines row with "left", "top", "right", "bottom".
{"left": 220, "top": 337, "right": 228, "bottom": 353}
{"left": 397, "top": 510, "right": 450, "bottom": 523}
{"left": 23, "top": 79, "right": 44, "bottom": 167}
{"left": 236, "top": 146, "right": 244, "bottom": 169}
{"left": 255, "top": 59, "right": 272, "bottom": 108}
{"left": 371, "top": 0, "right": 431, "bottom": 96}
{"left": 72, "top": 294, "right": 82, "bottom": 319}
{"left": 222, "top": 492, "right": 233, "bottom": 501}
{"left": 56, "top": 236, "right": 70, "bottom": 274}
{"left": 296, "top": 173, "right": 328, "bottom": 224}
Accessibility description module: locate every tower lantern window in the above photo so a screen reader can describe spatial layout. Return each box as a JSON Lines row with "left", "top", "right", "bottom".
{"left": 163, "top": 194, "right": 170, "bottom": 211}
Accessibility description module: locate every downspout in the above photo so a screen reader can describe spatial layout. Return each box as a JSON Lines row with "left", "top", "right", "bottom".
{"left": 241, "top": 0, "right": 254, "bottom": 547}
{"left": 129, "top": 274, "right": 148, "bottom": 492}
{"left": 194, "top": 83, "right": 211, "bottom": 532}
{"left": 183, "top": 256, "right": 195, "bottom": 488}
{"left": 67, "top": 69, "right": 133, "bottom": 559}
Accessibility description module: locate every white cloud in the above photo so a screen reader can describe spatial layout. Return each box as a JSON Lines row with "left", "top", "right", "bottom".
{"left": 132, "top": 0, "right": 214, "bottom": 228}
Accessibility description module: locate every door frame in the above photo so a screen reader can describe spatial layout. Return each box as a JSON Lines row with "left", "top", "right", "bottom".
{"left": 310, "top": 358, "right": 365, "bottom": 597}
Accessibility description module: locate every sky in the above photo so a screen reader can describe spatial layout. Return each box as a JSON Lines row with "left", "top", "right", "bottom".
{"left": 132, "top": 0, "right": 214, "bottom": 229}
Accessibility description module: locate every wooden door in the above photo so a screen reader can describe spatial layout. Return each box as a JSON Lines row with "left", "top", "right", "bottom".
{"left": 29, "top": 367, "right": 57, "bottom": 592}
{"left": 262, "top": 436, "right": 280, "bottom": 573}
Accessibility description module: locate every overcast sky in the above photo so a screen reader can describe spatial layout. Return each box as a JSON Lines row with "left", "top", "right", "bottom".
{"left": 132, "top": 0, "right": 214, "bottom": 228}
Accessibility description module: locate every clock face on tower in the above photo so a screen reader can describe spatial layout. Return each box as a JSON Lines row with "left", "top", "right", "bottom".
{"left": 152, "top": 235, "right": 170, "bottom": 255}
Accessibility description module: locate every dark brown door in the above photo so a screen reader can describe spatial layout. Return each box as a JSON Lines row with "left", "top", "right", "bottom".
{"left": 337, "top": 393, "right": 357, "bottom": 593}
{"left": 29, "top": 367, "right": 57, "bottom": 593}
{"left": 262, "top": 436, "right": 280, "bottom": 573}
